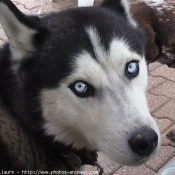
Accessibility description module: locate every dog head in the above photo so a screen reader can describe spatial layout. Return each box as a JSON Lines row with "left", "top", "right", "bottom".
{"left": 0, "top": 0, "right": 160, "bottom": 166}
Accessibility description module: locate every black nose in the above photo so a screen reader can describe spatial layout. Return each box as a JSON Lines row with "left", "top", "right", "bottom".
{"left": 128, "top": 127, "right": 158, "bottom": 156}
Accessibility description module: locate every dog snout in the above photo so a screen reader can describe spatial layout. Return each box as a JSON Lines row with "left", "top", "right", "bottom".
{"left": 128, "top": 127, "right": 158, "bottom": 156}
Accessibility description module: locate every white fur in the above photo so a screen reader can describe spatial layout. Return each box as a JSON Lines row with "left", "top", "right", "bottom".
{"left": 0, "top": 3, "right": 36, "bottom": 61}
{"left": 40, "top": 29, "right": 160, "bottom": 165}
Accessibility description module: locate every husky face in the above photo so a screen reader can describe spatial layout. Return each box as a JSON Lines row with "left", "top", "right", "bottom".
{"left": 0, "top": 0, "right": 160, "bottom": 166}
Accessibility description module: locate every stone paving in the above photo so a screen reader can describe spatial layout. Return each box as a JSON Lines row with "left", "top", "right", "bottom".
{"left": 1, "top": 0, "right": 175, "bottom": 175}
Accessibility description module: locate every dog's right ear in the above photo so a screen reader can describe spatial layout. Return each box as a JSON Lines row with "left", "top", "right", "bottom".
{"left": 100, "top": 0, "right": 137, "bottom": 27}
{"left": 0, "top": 0, "right": 47, "bottom": 61}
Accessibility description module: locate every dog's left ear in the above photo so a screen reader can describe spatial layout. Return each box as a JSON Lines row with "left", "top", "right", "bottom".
{"left": 100, "top": 0, "right": 137, "bottom": 27}
{"left": 0, "top": 0, "right": 47, "bottom": 61}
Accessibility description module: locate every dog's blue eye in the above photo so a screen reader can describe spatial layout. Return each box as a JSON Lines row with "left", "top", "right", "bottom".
{"left": 69, "top": 81, "right": 95, "bottom": 98}
{"left": 128, "top": 62, "right": 137, "bottom": 73}
{"left": 74, "top": 82, "right": 87, "bottom": 93}
{"left": 126, "top": 61, "right": 139, "bottom": 78}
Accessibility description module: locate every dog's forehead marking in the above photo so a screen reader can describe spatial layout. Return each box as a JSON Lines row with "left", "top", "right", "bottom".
{"left": 86, "top": 26, "right": 141, "bottom": 73}
{"left": 70, "top": 26, "right": 142, "bottom": 88}
{"left": 86, "top": 27, "right": 107, "bottom": 66}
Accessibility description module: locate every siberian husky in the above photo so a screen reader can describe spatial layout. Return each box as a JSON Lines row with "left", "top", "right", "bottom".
{"left": 0, "top": 0, "right": 160, "bottom": 171}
